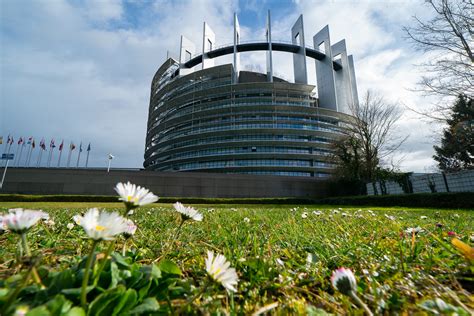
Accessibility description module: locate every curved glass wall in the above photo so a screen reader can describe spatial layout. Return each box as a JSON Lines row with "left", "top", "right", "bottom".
{"left": 144, "top": 62, "right": 353, "bottom": 177}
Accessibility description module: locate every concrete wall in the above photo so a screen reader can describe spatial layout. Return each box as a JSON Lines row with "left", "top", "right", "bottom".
{"left": 0, "top": 168, "right": 330, "bottom": 198}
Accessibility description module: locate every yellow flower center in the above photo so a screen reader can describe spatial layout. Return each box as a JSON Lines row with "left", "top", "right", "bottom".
{"left": 95, "top": 225, "right": 106, "bottom": 231}
{"left": 212, "top": 267, "right": 222, "bottom": 279}
{"left": 127, "top": 196, "right": 139, "bottom": 203}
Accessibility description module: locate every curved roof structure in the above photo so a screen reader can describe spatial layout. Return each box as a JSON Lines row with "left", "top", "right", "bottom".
{"left": 184, "top": 41, "right": 342, "bottom": 70}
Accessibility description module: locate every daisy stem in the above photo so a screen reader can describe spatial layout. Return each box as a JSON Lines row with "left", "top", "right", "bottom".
{"left": 122, "top": 239, "right": 128, "bottom": 257}
{"left": 93, "top": 241, "right": 116, "bottom": 286}
{"left": 349, "top": 291, "right": 373, "bottom": 316}
{"left": 20, "top": 233, "right": 31, "bottom": 257}
{"left": 20, "top": 233, "right": 43, "bottom": 286}
{"left": 81, "top": 240, "right": 99, "bottom": 309}
{"left": 173, "top": 219, "right": 185, "bottom": 242}
{"left": 158, "top": 219, "right": 185, "bottom": 261}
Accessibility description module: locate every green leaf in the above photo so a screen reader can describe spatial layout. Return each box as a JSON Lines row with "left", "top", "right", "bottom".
{"left": 129, "top": 297, "right": 160, "bottom": 314}
{"left": 45, "top": 294, "right": 72, "bottom": 316}
{"left": 137, "top": 280, "right": 152, "bottom": 301}
{"left": 0, "top": 288, "right": 8, "bottom": 298}
{"left": 139, "top": 265, "right": 161, "bottom": 281}
{"left": 48, "top": 270, "right": 74, "bottom": 295}
{"left": 110, "top": 252, "right": 131, "bottom": 269}
{"left": 112, "top": 288, "right": 138, "bottom": 315}
{"left": 26, "top": 306, "right": 50, "bottom": 316}
{"left": 87, "top": 285, "right": 125, "bottom": 316}
{"left": 64, "top": 307, "right": 86, "bottom": 316}
{"left": 109, "top": 262, "right": 121, "bottom": 289}
{"left": 158, "top": 260, "right": 181, "bottom": 276}
{"left": 61, "top": 285, "right": 94, "bottom": 296}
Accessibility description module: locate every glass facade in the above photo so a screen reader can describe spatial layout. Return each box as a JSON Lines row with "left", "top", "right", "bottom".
{"left": 144, "top": 61, "right": 353, "bottom": 177}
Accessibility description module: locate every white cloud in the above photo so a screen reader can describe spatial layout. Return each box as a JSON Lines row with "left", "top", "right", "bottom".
{"left": 82, "top": 0, "right": 123, "bottom": 23}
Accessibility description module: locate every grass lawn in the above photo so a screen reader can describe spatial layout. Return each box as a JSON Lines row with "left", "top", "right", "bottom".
{"left": 1, "top": 202, "right": 473, "bottom": 314}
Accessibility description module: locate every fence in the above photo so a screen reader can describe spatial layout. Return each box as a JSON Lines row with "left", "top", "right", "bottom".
{"left": 366, "top": 169, "right": 474, "bottom": 195}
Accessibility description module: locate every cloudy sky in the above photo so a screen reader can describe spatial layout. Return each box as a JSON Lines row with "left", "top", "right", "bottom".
{"left": 0, "top": 0, "right": 444, "bottom": 171}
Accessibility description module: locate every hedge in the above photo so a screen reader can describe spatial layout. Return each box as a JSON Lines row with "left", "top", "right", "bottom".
{"left": 0, "top": 192, "right": 472, "bottom": 209}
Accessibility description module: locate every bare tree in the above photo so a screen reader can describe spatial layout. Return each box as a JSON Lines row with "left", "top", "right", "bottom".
{"left": 403, "top": 0, "right": 473, "bottom": 120}
{"left": 334, "top": 90, "right": 407, "bottom": 183}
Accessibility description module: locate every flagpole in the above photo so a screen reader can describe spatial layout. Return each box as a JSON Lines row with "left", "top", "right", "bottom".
{"left": 47, "top": 146, "right": 52, "bottom": 167}
{"left": 27, "top": 143, "right": 35, "bottom": 167}
{"left": 76, "top": 142, "right": 82, "bottom": 168}
{"left": 3, "top": 140, "right": 12, "bottom": 167}
{"left": 57, "top": 148, "right": 63, "bottom": 167}
{"left": 27, "top": 142, "right": 34, "bottom": 167}
{"left": 13, "top": 143, "right": 20, "bottom": 166}
{"left": 36, "top": 148, "right": 43, "bottom": 167}
{"left": 17, "top": 142, "right": 25, "bottom": 167}
{"left": 26, "top": 144, "right": 32, "bottom": 167}
{"left": 85, "top": 149, "right": 90, "bottom": 168}
{"left": 67, "top": 143, "right": 72, "bottom": 168}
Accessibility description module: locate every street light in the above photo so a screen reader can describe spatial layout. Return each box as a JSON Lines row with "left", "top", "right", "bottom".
{"left": 107, "top": 153, "right": 114, "bottom": 173}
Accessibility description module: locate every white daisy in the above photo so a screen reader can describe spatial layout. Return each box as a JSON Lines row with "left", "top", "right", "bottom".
{"left": 205, "top": 251, "right": 238, "bottom": 292}
{"left": 123, "top": 219, "right": 137, "bottom": 238}
{"left": 405, "top": 226, "right": 424, "bottom": 235}
{"left": 173, "top": 202, "right": 203, "bottom": 221}
{"left": 243, "top": 217, "right": 250, "bottom": 223}
{"left": 66, "top": 223, "right": 75, "bottom": 230}
{"left": 0, "top": 214, "right": 6, "bottom": 232}
{"left": 331, "top": 267, "right": 357, "bottom": 296}
{"left": 420, "top": 215, "right": 428, "bottom": 219}
{"left": 73, "top": 214, "right": 82, "bottom": 225}
{"left": 114, "top": 182, "right": 159, "bottom": 209}
{"left": 2, "top": 209, "right": 49, "bottom": 234}
{"left": 301, "top": 212, "right": 308, "bottom": 219}
{"left": 44, "top": 219, "right": 55, "bottom": 227}
{"left": 75, "top": 208, "right": 128, "bottom": 241}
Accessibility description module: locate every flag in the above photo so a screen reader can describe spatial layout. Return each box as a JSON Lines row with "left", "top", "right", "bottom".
{"left": 0, "top": 136, "right": 3, "bottom": 144}
{"left": 40, "top": 139, "right": 46, "bottom": 150}
{"left": 27, "top": 137, "right": 33, "bottom": 145}
{"left": 70, "top": 143, "right": 76, "bottom": 151}
{"left": 59, "top": 140, "right": 64, "bottom": 151}
{"left": 18, "top": 137, "right": 24, "bottom": 145}
{"left": 32, "top": 139, "right": 36, "bottom": 149}
{"left": 87, "top": 143, "right": 91, "bottom": 151}
{"left": 8, "top": 136, "right": 14, "bottom": 145}
{"left": 50, "top": 139, "right": 56, "bottom": 148}
{"left": 79, "top": 143, "right": 83, "bottom": 152}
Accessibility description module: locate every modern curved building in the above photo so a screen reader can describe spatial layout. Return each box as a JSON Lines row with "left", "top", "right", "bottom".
{"left": 144, "top": 12, "right": 358, "bottom": 178}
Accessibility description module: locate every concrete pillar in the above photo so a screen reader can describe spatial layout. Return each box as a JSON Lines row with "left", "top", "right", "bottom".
{"left": 202, "top": 22, "right": 216, "bottom": 70}
{"left": 313, "top": 25, "right": 338, "bottom": 111}
{"left": 179, "top": 35, "right": 196, "bottom": 76}
{"left": 291, "top": 14, "right": 308, "bottom": 84}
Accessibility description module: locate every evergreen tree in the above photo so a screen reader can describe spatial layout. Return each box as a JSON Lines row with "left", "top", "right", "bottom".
{"left": 433, "top": 94, "right": 474, "bottom": 171}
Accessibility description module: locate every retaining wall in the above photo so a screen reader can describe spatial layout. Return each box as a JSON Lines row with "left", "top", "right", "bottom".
{"left": 0, "top": 168, "right": 329, "bottom": 198}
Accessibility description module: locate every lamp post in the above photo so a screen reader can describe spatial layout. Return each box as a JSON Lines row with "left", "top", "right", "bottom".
{"left": 107, "top": 153, "right": 114, "bottom": 173}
